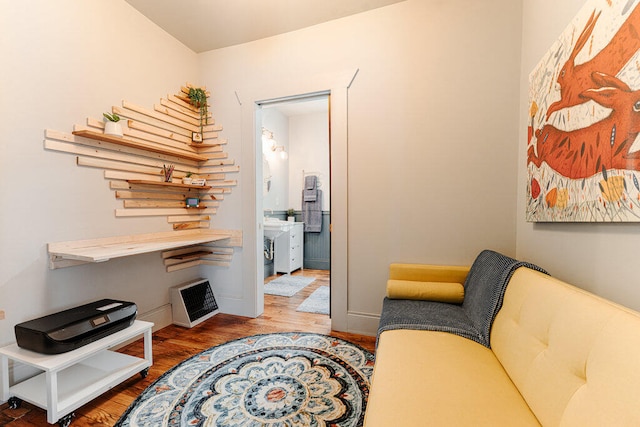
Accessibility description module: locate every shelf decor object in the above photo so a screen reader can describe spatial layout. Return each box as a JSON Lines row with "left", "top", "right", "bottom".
{"left": 185, "top": 86, "right": 209, "bottom": 140}
{"left": 44, "top": 83, "right": 242, "bottom": 269}
{"left": 102, "top": 112, "right": 123, "bottom": 137}
{"left": 162, "top": 164, "right": 175, "bottom": 182}
{"left": 186, "top": 197, "right": 199, "bottom": 207}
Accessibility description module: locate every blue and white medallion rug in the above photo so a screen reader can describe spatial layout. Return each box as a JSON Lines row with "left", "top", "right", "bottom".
{"left": 115, "top": 332, "right": 375, "bottom": 427}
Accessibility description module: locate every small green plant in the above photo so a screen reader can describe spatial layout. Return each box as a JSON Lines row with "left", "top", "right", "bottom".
{"left": 287, "top": 208, "right": 295, "bottom": 217}
{"left": 103, "top": 112, "right": 121, "bottom": 122}
{"left": 187, "top": 87, "right": 209, "bottom": 136}
{"left": 185, "top": 172, "right": 193, "bottom": 178}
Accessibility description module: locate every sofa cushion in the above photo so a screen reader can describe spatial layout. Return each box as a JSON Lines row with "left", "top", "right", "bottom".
{"left": 378, "top": 297, "right": 481, "bottom": 344}
{"left": 491, "top": 267, "right": 640, "bottom": 426}
{"left": 389, "top": 263, "right": 470, "bottom": 283}
{"left": 364, "top": 329, "right": 540, "bottom": 426}
{"left": 386, "top": 279, "right": 464, "bottom": 303}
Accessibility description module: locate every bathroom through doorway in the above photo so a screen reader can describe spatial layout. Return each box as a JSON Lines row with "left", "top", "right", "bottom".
{"left": 257, "top": 93, "right": 331, "bottom": 317}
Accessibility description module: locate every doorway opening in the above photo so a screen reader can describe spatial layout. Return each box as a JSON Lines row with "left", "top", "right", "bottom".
{"left": 257, "top": 93, "right": 331, "bottom": 317}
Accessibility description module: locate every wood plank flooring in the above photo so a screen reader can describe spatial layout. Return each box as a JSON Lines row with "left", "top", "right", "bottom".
{"left": 0, "top": 269, "right": 376, "bottom": 426}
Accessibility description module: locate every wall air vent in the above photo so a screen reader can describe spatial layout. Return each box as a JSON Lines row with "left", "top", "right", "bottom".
{"left": 170, "top": 278, "right": 219, "bottom": 328}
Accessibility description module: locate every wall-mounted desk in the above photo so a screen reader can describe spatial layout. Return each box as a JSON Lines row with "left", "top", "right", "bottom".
{"left": 48, "top": 229, "right": 232, "bottom": 269}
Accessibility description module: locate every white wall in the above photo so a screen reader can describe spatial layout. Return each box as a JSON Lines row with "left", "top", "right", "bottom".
{"left": 262, "top": 109, "right": 290, "bottom": 211}
{"left": 199, "top": 0, "right": 524, "bottom": 333}
{"left": 288, "top": 112, "right": 330, "bottom": 211}
{"left": 1, "top": 0, "right": 559, "bottom": 341}
{"left": 261, "top": 109, "right": 330, "bottom": 213}
{"left": 0, "top": 1, "right": 199, "bottom": 347}
{"left": 517, "top": 0, "right": 640, "bottom": 313}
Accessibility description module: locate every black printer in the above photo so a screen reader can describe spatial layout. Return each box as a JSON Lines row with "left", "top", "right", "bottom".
{"left": 15, "top": 299, "right": 137, "bottom": 354}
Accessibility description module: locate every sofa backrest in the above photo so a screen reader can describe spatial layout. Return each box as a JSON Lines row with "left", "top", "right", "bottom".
{"left": 491, "top": 267, "right": 640, "bottom": 426}
{"left": 462, "top": 249, "right": 546, "bottom": 347}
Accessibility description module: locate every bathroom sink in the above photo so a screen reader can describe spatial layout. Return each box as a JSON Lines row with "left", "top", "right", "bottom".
{"left": 264, "top": 217, "right": 286, "bottom": 224}
{"left": 263, "top": 218, "right": 291, "bottom": 239}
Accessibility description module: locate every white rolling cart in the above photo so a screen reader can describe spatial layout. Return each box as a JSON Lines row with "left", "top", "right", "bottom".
{"left": 0, "top": 320, "right": 153, "bottom": 426}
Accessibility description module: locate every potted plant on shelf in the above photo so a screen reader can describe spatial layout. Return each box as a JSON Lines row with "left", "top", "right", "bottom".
{"left": 287, "top": 208, "right": 295, "bottom": 222}
{"left": 183, "top": 172, "right": 193, "bottom": 185}
{"left": 187, "top": 87, "right": 208, "bottom": 142}
{"left": 103, "top": 112, "right": 123, "bottom": 137}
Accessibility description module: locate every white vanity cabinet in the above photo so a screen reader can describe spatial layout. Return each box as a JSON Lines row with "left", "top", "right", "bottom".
{"left": 274, "top": 222, "right": 304, "bottom": 274}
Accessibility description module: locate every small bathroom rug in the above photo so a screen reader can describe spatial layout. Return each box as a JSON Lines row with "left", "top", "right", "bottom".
{"left": 264, "top": 274, "right": 316, "bottom": 297}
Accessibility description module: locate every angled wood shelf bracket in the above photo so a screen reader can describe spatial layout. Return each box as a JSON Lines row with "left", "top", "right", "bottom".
{"left": 160, "top": 230, "right": 242, "bottom": 272}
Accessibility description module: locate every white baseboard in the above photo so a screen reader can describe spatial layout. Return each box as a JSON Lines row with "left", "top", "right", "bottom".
{"left": 137, "top": 304, "right": 173, "bottom": 332}
{"left": 217, "top": 296, "right": 261, "bottom": 318}
{"left": 346, "top": 311, "right": 380, "bottom": 336}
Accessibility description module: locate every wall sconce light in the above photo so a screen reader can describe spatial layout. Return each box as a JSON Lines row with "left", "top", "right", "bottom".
{"left": 262, "top": 127, "right": 288, "bottom": 160}
{"left": 262, "top": 128, "right": 276, "bottom": 152}
{"left": 274, "top": 146, "right": 288, "bottom": 160}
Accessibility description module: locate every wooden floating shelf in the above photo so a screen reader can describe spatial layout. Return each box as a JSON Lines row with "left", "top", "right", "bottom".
{"left": 127, "top": 180, "right": 212, "bottom": 190}
{"left": 44, "top": 85, "right": 240, "bottom": 272}
{"left": 72, "top": 130, "right": 208, "bottom": 163}
{"left": 48, "top": 229, "right": 231, "bottom": 269}
{"left": 189, "top": 142, "right": 219, "bottom": 148}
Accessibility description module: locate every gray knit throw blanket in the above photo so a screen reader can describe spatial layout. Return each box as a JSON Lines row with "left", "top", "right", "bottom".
{"left": 377, "top": 250, "right": 548, "bottom": 348}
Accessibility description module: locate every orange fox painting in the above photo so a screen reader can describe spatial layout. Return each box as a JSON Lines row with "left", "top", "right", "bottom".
{"left": 527, "top": 0, "right": 640, "bottom": 221}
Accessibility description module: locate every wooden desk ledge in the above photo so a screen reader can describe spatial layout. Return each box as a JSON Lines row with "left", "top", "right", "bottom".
{"left": 48, "top": 229, "right": 237, "bottom": 269}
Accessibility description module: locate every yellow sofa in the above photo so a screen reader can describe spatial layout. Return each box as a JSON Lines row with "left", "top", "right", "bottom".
{"left": 364, "top": 251, "right": 640, "bottom": 426}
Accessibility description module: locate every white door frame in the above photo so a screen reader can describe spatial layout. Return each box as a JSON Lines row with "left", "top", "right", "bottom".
{"left": 242, "top": 70, "right": 355, "bottom": 331}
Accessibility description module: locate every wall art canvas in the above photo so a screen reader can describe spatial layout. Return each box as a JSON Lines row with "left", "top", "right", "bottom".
{"left": 527, "top": 0, "right": 640, "bottom": 221}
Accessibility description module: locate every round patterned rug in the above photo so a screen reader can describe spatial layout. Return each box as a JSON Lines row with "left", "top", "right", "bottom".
{"left": 115, "top": 332, "right": 375, "bottom": 427}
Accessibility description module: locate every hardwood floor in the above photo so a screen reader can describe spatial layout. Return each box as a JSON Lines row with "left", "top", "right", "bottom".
{"left": 0, "top": 269, "right": 376, "bottom": 426}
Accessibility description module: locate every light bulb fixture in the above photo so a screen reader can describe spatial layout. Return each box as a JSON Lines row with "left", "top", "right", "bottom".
{"left": 261, "top": 127, "right": 288, "bottom": 161}
{"left": 262, "top": 128, "right": 276, "bottom": 149}
{"left": 273, "top": 145, "right": 288, "bottom": 160}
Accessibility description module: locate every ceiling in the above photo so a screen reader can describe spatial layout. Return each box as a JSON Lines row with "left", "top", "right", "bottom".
{"left": 125, "top": 0, "right": 406, "bottom": 53}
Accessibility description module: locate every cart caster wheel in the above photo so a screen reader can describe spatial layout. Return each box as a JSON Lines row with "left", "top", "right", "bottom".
{"left": 8, "top": 396, "right": 22, "bottom": 409}
{"left": 140, "top": 367, "right": 149, "bottom": 378}
{"left": 58, "top": 412, "right": 75, "bottom": 427}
